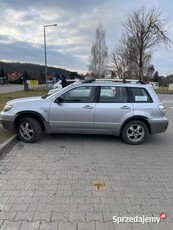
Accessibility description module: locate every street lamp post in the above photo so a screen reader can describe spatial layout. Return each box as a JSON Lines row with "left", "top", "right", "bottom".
{"left": 44, "top": 24, "right": 57, "bottom": 86}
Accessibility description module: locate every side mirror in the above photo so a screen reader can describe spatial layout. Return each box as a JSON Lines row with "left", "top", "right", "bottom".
{"left": 55, "top": 97, "right": 63, "bottom": 104}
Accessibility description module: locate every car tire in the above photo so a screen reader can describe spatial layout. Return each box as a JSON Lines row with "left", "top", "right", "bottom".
{"left": 122, "top": 120, "right": 148, "bottom": 145}
{"left": 17, "top": 117, "right": 42, "bottom": 143}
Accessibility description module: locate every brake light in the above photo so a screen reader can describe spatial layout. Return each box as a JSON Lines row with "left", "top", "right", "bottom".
{"left": 159, "top": 104, "right": 166, "bottom": 113}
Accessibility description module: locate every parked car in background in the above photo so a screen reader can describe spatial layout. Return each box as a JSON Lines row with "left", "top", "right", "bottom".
{"left": 48, "top": 79, "right": 78, "bottom": 95}
{"left": 0, "top": 77, "right": 5, "bottom": 85}
{"left": 48, "top": 81, "right": 62, "bottom": 95}
{"left": 0, "top": 79, "right": 168, "bottom": 145}
{"left": 46, "top": 80, "right": 54, "bottom": 88}
{"left": 149, "top": 82, "right": 159, "bottom": 89}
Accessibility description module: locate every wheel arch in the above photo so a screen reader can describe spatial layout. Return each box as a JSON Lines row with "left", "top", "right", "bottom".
{"left": 14, "top": 111, "right": 45, "bottom": 131}
{"left": 120, "top": 116, "right": 151, "bottom": 135}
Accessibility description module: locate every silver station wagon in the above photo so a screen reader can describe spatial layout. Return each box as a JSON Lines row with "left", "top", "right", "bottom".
{"left": 0, "top": 79, "right": 169, "bottom": 144}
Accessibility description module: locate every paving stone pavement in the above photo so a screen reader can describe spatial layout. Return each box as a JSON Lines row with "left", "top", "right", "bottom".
{"left": 0, "top": 100, "right": 173, "bottom": 230}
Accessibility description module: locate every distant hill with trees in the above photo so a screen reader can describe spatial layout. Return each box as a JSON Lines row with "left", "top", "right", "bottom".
{"left": 0, "top": 61, "right": 72, "bottom": 82}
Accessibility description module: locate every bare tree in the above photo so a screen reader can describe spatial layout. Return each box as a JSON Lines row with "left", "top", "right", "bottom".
{"left": 88, "top": 24, "right": 108, "bottom": 78}
{"left": 111, "top": 43, "right": 140, "bottom": 79}
{"left": 111, "top": 46, "right": 128, "bottom": 79}
{"left": 113, "top": 6, "right": 172, "bottom": 80}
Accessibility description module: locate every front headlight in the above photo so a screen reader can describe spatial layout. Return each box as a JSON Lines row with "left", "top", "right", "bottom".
{"left": 3, "top": 104, "right": 13, "bottom": 112}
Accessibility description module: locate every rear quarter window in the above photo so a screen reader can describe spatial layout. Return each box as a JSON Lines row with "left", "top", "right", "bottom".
{"left": 129, "top": 87, "right": 153, "bottom": 103}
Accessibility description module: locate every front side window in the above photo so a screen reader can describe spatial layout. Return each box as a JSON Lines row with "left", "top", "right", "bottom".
{"left": 130, "top": 87, "right": 153, "bottom": 103}
{"left": 60, "top": 86, "right": 95, "bottom": 103}
{"left": 99, "top": 86, "right": 128, "bottom": 103}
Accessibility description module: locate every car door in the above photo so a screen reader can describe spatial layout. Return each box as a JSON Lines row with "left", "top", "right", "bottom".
{"left": 94, "top": 86, "right": 134, "bottom": 134}
{"left": 48, "top": 86, "right": 96, "bottom": 132}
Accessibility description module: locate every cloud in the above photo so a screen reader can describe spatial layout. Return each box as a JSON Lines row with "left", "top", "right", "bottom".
{"left": 0, "top": 0, "right": 173, "bottom": 75}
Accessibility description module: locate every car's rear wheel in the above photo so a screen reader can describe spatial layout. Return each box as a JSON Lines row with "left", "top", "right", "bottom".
{"left": 17, "top": 117, "right": 42, "bottom": 143}
{"left": 122, "top": 120, "right": 148, "bottom": 145}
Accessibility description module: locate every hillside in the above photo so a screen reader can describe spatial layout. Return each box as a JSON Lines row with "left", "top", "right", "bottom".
{"left": 0, "top": 61, "right": 71, "bottom": 78}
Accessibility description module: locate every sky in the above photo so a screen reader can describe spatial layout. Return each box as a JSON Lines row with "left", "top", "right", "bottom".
{"left": 0, "top": 0, "right": 173, "bottom": 76}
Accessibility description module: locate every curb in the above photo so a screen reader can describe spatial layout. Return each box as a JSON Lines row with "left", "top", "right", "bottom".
{"left": 0, "top": 135, "right": 18, "bottom": 155}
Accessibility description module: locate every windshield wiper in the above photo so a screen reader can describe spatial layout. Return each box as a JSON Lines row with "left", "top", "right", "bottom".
{"left": 41, "top": 95, "right": 48, "bottom": 99}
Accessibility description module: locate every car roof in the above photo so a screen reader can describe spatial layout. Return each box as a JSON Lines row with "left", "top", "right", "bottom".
{"left": 74, "top": 79, "right": 149, "bottom": 88}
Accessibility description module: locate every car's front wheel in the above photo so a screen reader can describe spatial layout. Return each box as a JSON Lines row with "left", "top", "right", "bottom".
{"left": 122, "top": 120, "right": 148, "bottom": 145}
{"left": 17, "top": 117, "right": 42, "bottom": 143}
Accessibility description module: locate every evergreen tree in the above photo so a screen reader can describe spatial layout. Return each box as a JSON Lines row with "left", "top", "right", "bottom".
{"left": 153, "top": 71, "right": 160, "bottom": 82}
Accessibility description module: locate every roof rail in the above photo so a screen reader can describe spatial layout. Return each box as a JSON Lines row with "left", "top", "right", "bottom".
{"left": 82, "top": 78, "right": 146, "bottom": 84}
{"left": 122, "top": 79, "right": 146, "bottom": 84}
{"left": 82, "top": 79, "right": 95, "bottom": 83}
{"left": 138, "top": 80, "right": 146, "bottom": 84}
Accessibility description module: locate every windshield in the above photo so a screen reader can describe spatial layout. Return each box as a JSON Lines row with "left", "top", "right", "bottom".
{"left": 41, "top": 83, "right": 73, "bottom": 99}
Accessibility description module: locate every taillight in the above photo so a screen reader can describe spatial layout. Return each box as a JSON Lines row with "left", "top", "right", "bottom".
{"left": 159, "top": 104, "right": 166, "bottom": 113}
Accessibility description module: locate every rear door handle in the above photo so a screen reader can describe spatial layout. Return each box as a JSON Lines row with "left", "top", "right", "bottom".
{"left": 120, "top": 106, "right": 131, "bottom": 109}
{"left": 83, "top": 105, "right": 93, "bottom": 109}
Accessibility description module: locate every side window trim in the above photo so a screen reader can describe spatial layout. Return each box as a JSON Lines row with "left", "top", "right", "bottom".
{"left": 94, "top": 86, "right": 100, "bottom": 103}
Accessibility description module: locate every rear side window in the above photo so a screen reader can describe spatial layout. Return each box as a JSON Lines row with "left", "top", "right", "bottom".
{"left": 129, "top": 87, "right": 153, "bottom": 103}
{"left": 99, "top": 86, "right": 128, "bottom": 103}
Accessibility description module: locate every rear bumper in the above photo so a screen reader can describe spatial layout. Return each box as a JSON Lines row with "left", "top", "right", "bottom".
{"left": 148, "top": 118, "right": 169, "bottom": 135}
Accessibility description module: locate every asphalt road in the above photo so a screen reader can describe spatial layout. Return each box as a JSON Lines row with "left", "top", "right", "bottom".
{"left": 0, "top": 84, "right": 24, "bottom": 93}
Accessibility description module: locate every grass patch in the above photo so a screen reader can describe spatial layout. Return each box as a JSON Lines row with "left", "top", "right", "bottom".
{"left": 0, "top": 88, "right": 48, "bottom": 145}
{"left": 0, "top": 88, "right": 48, "bottom": 111}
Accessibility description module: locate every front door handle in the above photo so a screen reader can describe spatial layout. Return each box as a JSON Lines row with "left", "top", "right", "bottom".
{"left": 83, "top": 105, "right": 93, "bottom": 109}
{"left": 120, "top": 106, "right": 131, "bottom": 109}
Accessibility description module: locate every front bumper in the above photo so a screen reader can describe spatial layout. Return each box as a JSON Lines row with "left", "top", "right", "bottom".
{"left": 0, "top": 112, "right": 15, "bottom": 131}
{"left": 0, "top": 118, "right": 14, "bottom": 131}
